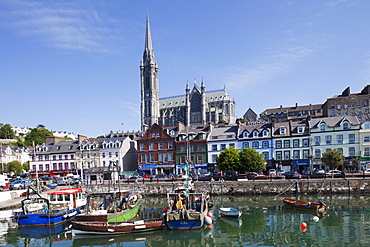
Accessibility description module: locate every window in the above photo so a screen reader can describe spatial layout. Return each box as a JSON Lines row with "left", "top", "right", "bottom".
{"left": 349, "top": 134, "right": 355, "bottom": 144}
{"left": 284, "top": 151, "right": 291, "bottom": 160}
{"left": 344, "top": 104, "right": 348, "bottom": 109}
{"left": 325, "top": 135, "right": 332, "bottom": 145}
{"left": 38, "top": 156, "right": 42, "bottom": 161}
{"left": 262, "top": 141, "right": 269, "bottom": 148}
{"left": 276, "top": 151, "right": 282, "bottom": 160}
{"left": 149, "top": 143, "right": 154, "bottom": 150}
{"left": 39, "top": 165, "right": 43, "bottom": 171}
{"left": 338, "top": 148, "right": 343, "bottom": 154}
{"left": 303, "top": 139, "right": 309, "bottom": 147}
{"left": 343, "top": 122, "right": 349, "bottom": 130}
{"left": 140, "top": 154, "right": 145, "bottom": 162}
{"left": 198, "top": 145, "right": 202, "bottom": 152}
{"left": 168, "top": 153, "right": 173, "bottom": 161}
{"left": 64, "top": 155, "right": 68, "bottom": 160}
{"left": 221, "top": 144, "right": 226, "bottom": 150}
{"left": 59, "top": 163, "right": 63, "bottom": 170}
{"left": 212, "top": 155, "right": 217, "bottom": 163}
{"left": 158, "top": 142, "right": 163, "bottom": 150}
{"left": 168, "top": 142, "right": 173, "bottom": 149}
{"left": 293, "top": 150, "right": 300, "bottom": 159}
{"left": 150, "top": 153, "right": 155, "bottom": 162}
{"left": 314, "top": 149, "right": 321, "bottom": 158}
{"left": 280, "top": 128, "right": 286, "bottom": 135}
{"left": 297, "top": 126, "right": 304, "bottom": 133}
{"left": 53, "top": 163, "right": 57, "bottom": 170}
{"left": 45, "top": 156, "right": 49, "bottom": 161}
{"left": 158, "top": 153, "right": 163, "bottom": 162}
{"left": 349, "top": 147, "right": 355, "bottom": 156}
{"left": 243, "top": 142, "right": 249, "bottom": 148}
{"left": 364, "top": 136, "right": 370, "bottom": 142}
{"left": 320, "top": 125, "right": 326, "bottom": 132}
{"left": 337, "top": 104, "right": 341, "bottom": 109}
{"left": 276, "top": 141, "right": 282, "bottom": 149}
{"left": 197, "top": 155, "right": 203, "bottom": 164}
{"left": 140, "top": 143, "right": 144, "bottom": 151}
{"left": 180, "top": 156, "right": 186, "bottom": 164}
{"left": 364, "top": 147, "right": 370, "bottom": 156}
{"left": 64, "top": 163, "right": 69, "bottom": 170}
{"left": 180, "top": 146, "right": 185, "bottom": 152}
{"left": 190, "top": 145, "right": 194, "bottom": 152}
{"left": 59, "top": 155, "right": 62, "bottom": 160}
{"left": 262, "top": 152, "right": 269, "bottom": 160}
{"left": 243, "top": 131, "right": 248, "bottom": 138}
{"left": 108, "top": 152, "right": 112, "bottom": 158}
{"left": 293, "top": 139, "right": 299, "bottom": 148}
{"left": 229, "top": 143, "right": 235, "bottom": 148}
{"left": 337, "top": 135, "right": 343, "bottom": 144}
{"left": 115, "top": 152, "right": 119, "bottom": 157}
{"left": 284, "top": 140, "right": 290, "bottom": 148}
{"left": 262, "top": 130, "right": 268, "bottom": 137}
{"left": 252, "top": 142, "right": 259, "bottom": 149}
{"left": 102, "top": 153, "right": 105, "bottom": 158}
{"left": 253, "top": 131, "right": 259, "bottom": 137}
{"left": 314, "top": 136, "right": 320, "bottom": 146}
{"left": 212, "top": 145, "right": 217, "bottom": 151}
{"left": 303, "top": 150, "right": 309, "bottom": 158}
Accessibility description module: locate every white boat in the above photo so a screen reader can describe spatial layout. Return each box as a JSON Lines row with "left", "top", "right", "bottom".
{"left": 219, "top": 207, "right": 242, "bottom": 218}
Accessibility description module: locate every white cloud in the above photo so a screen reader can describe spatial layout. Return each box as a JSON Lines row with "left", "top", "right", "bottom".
{"left": 0, "top": 0, "right": 119, "bottom": 53}
{"left": 224, "top": 42, "right": 327, "bottom": 90}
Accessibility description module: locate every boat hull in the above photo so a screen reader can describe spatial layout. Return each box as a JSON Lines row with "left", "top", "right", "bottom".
{"left": 283, "top": 198, "right": 327, "bottom": 211}
{"left": 72, "top": 218, "right": 164, "bottom": 235}
{"left": 15, "top": 206, "right": 85, "bottom": 227}
{"left": 74, "top": 199, "right": 141, "bottom": 223}
{"left": 219, "top": 208, "right": 242, "bottom": 218}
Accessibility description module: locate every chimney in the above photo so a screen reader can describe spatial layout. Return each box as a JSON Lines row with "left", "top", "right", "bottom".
{"left": 46, "top": 136, "right": 65, "bottom": 145}
{"left": 77, "top": 134, "right": 88, "bottom": 145}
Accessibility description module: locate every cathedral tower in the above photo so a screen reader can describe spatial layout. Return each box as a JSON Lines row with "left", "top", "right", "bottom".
{"left": 140, "top": 14, "right": 159, "bottom": 131}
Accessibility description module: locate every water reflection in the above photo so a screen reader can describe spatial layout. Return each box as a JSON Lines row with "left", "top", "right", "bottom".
{"left": 2, "top": 194, "right": 370, "bottom": 246}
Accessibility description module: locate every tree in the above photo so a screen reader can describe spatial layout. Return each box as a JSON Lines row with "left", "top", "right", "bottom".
{"left": 23, "top": 161, "right": 30, "bottom": 171}
{"left": 352, "top": 156, "right": 361, "bottom": 172}
{"left": 7, "top": 160, "right": 23, "bottom": 176}
{"left": 24, "top": 126, "right": 53, "bottom": 146}
{"left": 9, "top": 136, "right": 25, "bottom": 147}
{"left": 321, "top": 149, "right": 344, "bottom": 170}
{"left": 0, "top": 124, "right": 15, "bottom": 139}
{"left": 236, "top": 118, "right": 246, "bottom": 124}
{"left": 239, "top": 147, "right": 266, "bottom": 172}
{"left": 216, "top": 146, "right": 240, "bottom": 172}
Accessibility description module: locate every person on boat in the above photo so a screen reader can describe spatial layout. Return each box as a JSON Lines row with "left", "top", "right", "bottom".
{"left": 176, "top": 197, "right": 184, "bottom": 210}
{"left": 193, "top": 197, "right": 201, "bottom": 211}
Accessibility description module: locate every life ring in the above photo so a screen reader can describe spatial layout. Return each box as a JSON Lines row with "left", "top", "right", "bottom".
{"left": 92, "top": 201, "right": 98, "bottom": 207}
{"left": 128, "top": 195, "right": 138, "bottom": 203}
{"left": 179, "top": 191, "right": 187, "bottom": 200}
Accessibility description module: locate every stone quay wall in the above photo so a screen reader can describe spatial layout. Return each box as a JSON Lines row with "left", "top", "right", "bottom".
{"left": 91, "top": 178, "right": 370, "bottom": 196}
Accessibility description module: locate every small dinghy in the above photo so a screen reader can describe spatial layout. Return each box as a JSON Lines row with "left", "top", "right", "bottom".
{"left": 219, "top": 207, "right": 242, "bottom": 218}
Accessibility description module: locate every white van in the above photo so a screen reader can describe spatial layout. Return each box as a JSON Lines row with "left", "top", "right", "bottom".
{"left": 56, "top": 176, "right": 69, "bottom": 185}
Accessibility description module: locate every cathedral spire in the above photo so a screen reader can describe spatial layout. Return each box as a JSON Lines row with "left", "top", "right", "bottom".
{"left": 144, "top": 13, "right": 155, "bottom": 64}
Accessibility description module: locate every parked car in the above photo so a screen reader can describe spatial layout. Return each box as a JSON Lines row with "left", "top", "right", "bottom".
{"left": 9, "top": 180, "right": 32, "bottom": 190}
{"left": 326, "top": 170, "right": 342, "bottom": 175}
{"left": 9, "top": 177, "right": 23, "bottom": 183}
{"left": 284, "top": 171, "right": 302, "bottom": 179}
{"left": 314, "top": 169, "right": 325, "bottom": 174}
{"left": 268, "top": 169, "right": 277, "bottom": 176}
{"left": 46, "top": 182, "right": 58, "bottom": 189}
{"left": 69, "top": 178, "right": 81, "bottom": 185}
{"left": 39, "top": 176, "right": 55, "bottom": 185}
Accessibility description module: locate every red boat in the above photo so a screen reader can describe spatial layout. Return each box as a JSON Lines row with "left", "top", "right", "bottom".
{"left": 72, "top": 218, "right": 164, "bottom": 235}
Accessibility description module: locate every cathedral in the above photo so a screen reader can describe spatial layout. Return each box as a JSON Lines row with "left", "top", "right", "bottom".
{"left": 140, "top": 15, "right": 236, "bottom": 130}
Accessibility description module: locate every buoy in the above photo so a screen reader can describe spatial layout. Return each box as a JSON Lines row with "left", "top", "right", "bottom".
{"left": 300, "top": 222, "right": 307, "bottom": 228}
{"left": 205, "top": 216, "right": 213, "bottom": 225}
{"left": 313, "top": 216, "right": 319, "bottom": 222}
{"left": 207, "top": 212, "right": 213, "bottom": 218}
{"left": 300, "top": 226, "right": 307, "bottom": 232}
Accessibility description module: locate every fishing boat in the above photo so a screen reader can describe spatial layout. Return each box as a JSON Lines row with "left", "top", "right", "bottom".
{"left": 219, "top": 207, "right": 242, "bottom": 218}
{"left": 164, "top": 191, "right": 211, "bottom": 230}
{"left": 283, "top": 198, "right": 327, "bottom": 211}
{"left": 72, "top": 218, "right": 164, "bottom": 235}
{"left": 73, "top": 190, "right": 142, "bottom": 223}
{"left": 13, "top": 187, "right": 86, "bottom": 227}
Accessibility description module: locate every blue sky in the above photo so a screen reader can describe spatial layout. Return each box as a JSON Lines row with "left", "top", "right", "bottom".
{"left": 1, "top": 0, "right": 369, "bottom": 138}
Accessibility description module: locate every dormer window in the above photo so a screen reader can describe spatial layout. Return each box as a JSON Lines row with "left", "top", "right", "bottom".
{"left": 320, "top": 124, "right": 326, "bottom": 132}
{"left": 297, "top": 126, "right": 304, "bottom": 133}
{"left": 280, "top": 127, "right": 286, "bottom": 135}
{"left": 262, "top": 130, "right": 268, "bottom": 137}
{"left": 253, "top": 131, "right": 259, "bottom": 137}
{"left": 343, "top": 122, "right": 349, "bottom": 130}
{"left": 56, "top": 146, "right": 61, "bottom": 150}
{"left": 243, "top": 131, "right": 249, "bottom": 138}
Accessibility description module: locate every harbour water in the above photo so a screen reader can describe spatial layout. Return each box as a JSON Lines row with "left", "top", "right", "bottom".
{"left": 1, "top": 194, "right": 370, "bottom": 246}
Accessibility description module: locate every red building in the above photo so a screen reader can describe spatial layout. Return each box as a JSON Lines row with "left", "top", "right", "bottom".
{"left": 137, "top": 124, "right": 176, "bottom": 175}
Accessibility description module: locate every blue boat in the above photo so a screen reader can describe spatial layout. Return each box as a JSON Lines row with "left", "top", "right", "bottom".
{"left": 164, "top": 188, "right": 212, "bottom": 230}
{"left": 14, "top": 187, "right": 86, "bottom": 227}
